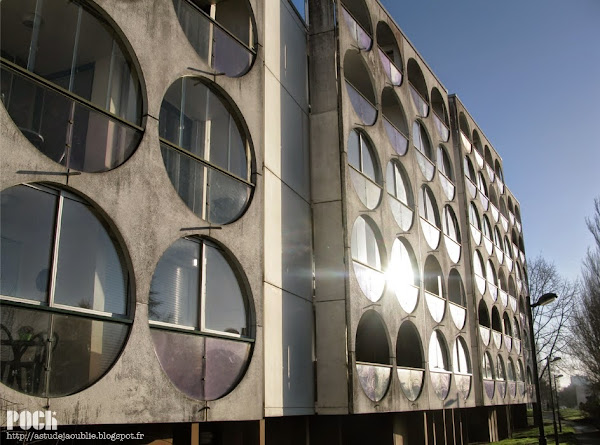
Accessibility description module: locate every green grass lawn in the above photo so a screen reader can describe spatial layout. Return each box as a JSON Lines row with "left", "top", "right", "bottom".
{"left": 490, "top": 411, "right": 583, "bottom": 445}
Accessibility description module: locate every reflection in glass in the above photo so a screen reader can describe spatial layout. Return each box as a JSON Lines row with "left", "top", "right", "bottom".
{"left": 341, "top": 7, "right": 372, "bottom": 51}
{"left": 378, "top": 48, "right": 402, "bottom": 86}
{"left": 409, "top": 84, "right": 429, "bottom": 117}
{"left": 386, "top": 161, "right": 413, "bottom": 231}
{"left": 431, "top": 371, "right": 451, "bottom": 400}
{"left": 345, "top": 81, "right": 377, "bottom": 125}
{"left": 388, "top": 239, "right": 419, "bottom": 313}
{"left": 352, "top": 217, "right": 385, "bottom": 302}
{"left": 348, "top": 130, "right": 381, "bottom": 209}
{"left": 356, "top": 363, "right": 391, "bottom": 402}
{"left": 397, "top": 367, "right": 423, "bottom": 401}
{"left": 383, "top": 118, "right": 408, "bottom": 156}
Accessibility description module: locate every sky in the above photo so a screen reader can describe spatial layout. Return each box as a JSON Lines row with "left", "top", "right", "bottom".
{"left": 374, "top": 0, "right": 600, "bottom": 281}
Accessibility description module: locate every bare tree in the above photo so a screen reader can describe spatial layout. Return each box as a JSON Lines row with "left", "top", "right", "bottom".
{"left": 571, "top": 198, "right": 600, "bottom": 388}
{"left": 528, "top": 256, "right": 578, "bottom": 376}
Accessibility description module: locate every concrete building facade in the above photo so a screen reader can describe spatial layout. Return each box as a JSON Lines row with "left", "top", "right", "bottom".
{"left": 0, "top": 0, "right": 533, "bottom": 443}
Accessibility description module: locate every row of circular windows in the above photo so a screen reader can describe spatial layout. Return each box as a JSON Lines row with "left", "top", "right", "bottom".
{"left": 465, "top": 155, "right": 524, "bottom": 240}
{"left": 339, "top": 0, "right": 448, "bottom": 135}
{"left": 351, "top": 216, "right": 468, "bottom": 324}
{"left": 477, "top": 300, "right": 528, "bottom": 355}
{"left": 1, "top": 0, "right": 257, "bottom": 226}
{"left": 481, "top": 351, "right": 531, "bottom": 400}
{"left": 0, "top": 183, "right": 254, "bottom": 401}
{"left": 354, "top": 314, "right": 473, "bottom": 403}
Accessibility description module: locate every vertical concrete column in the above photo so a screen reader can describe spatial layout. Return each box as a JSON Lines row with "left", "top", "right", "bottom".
{"left": 393, "top": 413, "right": 409, "bottom": 445}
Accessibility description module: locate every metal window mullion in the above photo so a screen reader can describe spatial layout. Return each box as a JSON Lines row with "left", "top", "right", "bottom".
{"left": 202, "top": 89, "right": 211, "bottom": 220}
{"left": 48, "top": 194, "right": 64, "bottom": 308}
{"left": 208, "top": 4, "right": 216, "bottom": 68}
{"left": 105, "top": 40, "right": 117, "bottom": 112}
{"left": 68, "top": 7, "right": 83, "bottom": 93}
{"left": 199, "top": 242, "right": 207, "bottom": 333}
{"left": 26, "top": 0, "right": 45, "bottom": 72}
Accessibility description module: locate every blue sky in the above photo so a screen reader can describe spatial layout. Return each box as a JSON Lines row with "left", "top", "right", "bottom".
{"left": 375, "top": 0, "right": 600, "bottom": 281}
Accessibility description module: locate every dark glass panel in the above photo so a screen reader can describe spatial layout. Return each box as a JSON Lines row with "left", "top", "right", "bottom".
{"left": 203, "top": 245, "right": 247, "bottom": 335}
{"left": 48, "top": 314, "right": 128, "bottom": 396}
{"left": 207, "top": 167, "right": 250, "bottom": 225}
{"left": 173, "top": 0, "right": 212, "bottom": 65}
{"left": 204, "top": 337, "right": 250, "bottom": 400}
{"left": 0, "top": 185, "right": 57, "bottom": 302}
{"left": 149, "top": 238, "right": 200, "bottom": 328}
{"left": 213, "top": 26, "right": 252, "bottom": 77}
{"left": 54, "top": 197, "right": 128, "bottom": 315}
{"left": 160, "top": 143, "right": 206, "bottom": 218}
{"left": 0, "top": 306, "right": 51, "bottom": 396}
{"left": 151, "top": 329, "right": 205, "bottom": 400}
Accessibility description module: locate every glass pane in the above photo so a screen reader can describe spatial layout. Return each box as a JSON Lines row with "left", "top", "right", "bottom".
{"left": 397, "top": 367, "right": 423, "bottom": 401}
{"left": 383, "top": 119, "right": 408, "bottom": 156}
{"left": 174, "top": 0, "right": 212, "bottom": 66}
{"left": 345, "top": 81, "right": 376, "bottom": 125}
{"left": 160, "top": 143, "right": 206, "bottom": 218}
{"left": 159, "top": 79, "right": 184, "bottom": 144}
{"left": 151, "top": 329, "right": 205, "bottom": 400}
{"left": 430, "top": 370, "right": 451, "bottom": 400}
{"left": 207, "top": 167, "right": 251, "bottom": 224}
{"left": 204, "top": 337, "right": 251, "bottom": 400}
{"left": 348, "top": 130, "right": 360, "bottom": 170}
{"left": 0, "top": 305, "right": 51, "bottom": 397}
{"left": 360, "top": 137, "right": 376, "bottom": 181}
{"left": 203, "top": 244, "right": 247, "bottom": 335}
{"left": 428, "top": 332, "right": 448, "bottom": 371}
{"left": 213, "top": 26, "right": 253, "bottom": 77}
{"left": 356, "top": 363, "right": 390, "bottom": 402}
{"left": 352, "top": 261, "right": 385, "bottom": 303}
{"left": 54, "top": 197, "right": 128, "bottom": 315}
{"left": 1, "top": 185, "right": 57, "bottom": 303}
{"left": 48, "top": 315, "right": 128, "bottom": 396}
{"left": 149, "top": 238, "right": 200, "bottom": 328}
{"left": 181, "top": 78, "right": 209, "bottom": 156}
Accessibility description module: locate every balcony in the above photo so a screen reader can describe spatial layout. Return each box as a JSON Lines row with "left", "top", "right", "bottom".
{"left": 479, "top": 325, "right": 491, "bottom": 346}
{"left": 378, "top": 48, "right": 402, "bottom": 86}
{"left": 409, "top": 83, "right": 429, "bottom": 117}
{"left": 433, "top": 112, "right": 449, "bottom": 142}
{"left": 420, "top": 217, "right": 441, "bottom": 250}
{"left": 504, "top": 334, "right": 512, "bottom": 352}
{"left": 396, "top": 366, "right": 424, "bottom": 401}
{"left": 383, "top": 117, "right": 408, "bottom": 156}
{"left": 496, "top": 379, "right": 506, "bottom": 398}
{"left": 518, "top": 381, "right": 525, "bottom": 396}
{"left": 444, "top": 234, "right": 461, "bottom": 264}
{"left": 482, "top": 234, "right": 494, "bottom": 256}
{"left": 465, "top": 175, "right": 478, "bottom": 200}
{"left": 474, "top": 150, "right": 484, "bottom": 169}
{"left": 415, "top": 150, "right": 435, "bottom": 181}
{"left": 349, "top": 167, "right": 382, "bottom": 209}
{"left": 492, "top": 329, "right": 502, "bottom": 349}
{"left": 345, "top": 80, "right": 377, "bottom": 125}
{"left": 175, "top": 0, "right": 255, "bottom": 77}
{"left": 356, "top": 362, "right": 391, "bottom": 402}
{"left": 507, "top": 381, "right": 517, "bottom": 397}
{"left": 454, "top": 373, "right": 472, "bottom": 399}
{"left": 449, "top": 302, "right": 466, "bottom": 330}
{"left": 475, "top": 273, "right": 486, "bottom": 295}
{"left": 430, "top": 369, "right": 451, "bottom": 400}
{"left": 425, "top": 290, "right": 445, "bottom": 323}
{"left": 483, "top": 378, "right": 495, "bottom": 399}
{"left": 342, "top": 7, "right": 372, "bottom": 50}
{"left": 460, "top": 131, "right": 472, "bottom": 153}
{"left": 438, "top": 171, "right": 455, "bottom": 201}
{"left": 470, "top": 225, "right": 482, "bottom": 246}
{"left": 490, "top": 203, "right": 500, "bottom": 223}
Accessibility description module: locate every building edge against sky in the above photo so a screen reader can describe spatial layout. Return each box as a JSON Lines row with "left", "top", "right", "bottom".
{"left": 0, "top": 0, "right": 532, "bottom": 443}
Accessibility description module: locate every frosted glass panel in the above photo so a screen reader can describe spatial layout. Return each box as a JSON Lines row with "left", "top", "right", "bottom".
{"left": 397, "top": 367, "right": 424, "bottom": 401}
{"left": 356, "top": 363, "right": 391, "bottom": 402}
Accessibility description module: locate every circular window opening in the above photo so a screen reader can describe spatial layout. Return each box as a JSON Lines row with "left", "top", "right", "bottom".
{"left": 382, "top": 88, "right": 408, "bottom": 155}
{"left": 483, "top": 351, "right": 495, "bottom": 398}
{"left": 442, "top": 205, "right": 461, "bottom": 263}
{"left": 424, "top": 256, "right": 445, "bottom": 323}
{"left": 448, "top": 270, "right": 466, "bottom": 329}
{"left": 0, "top": 0, "right": 145, "bottom": 172}
{"left": 341, "top": 0, "right": 373, "bottom": 50}
{"left": 431, "top": 88, "right": 449, "bottom": 142}
{"left": 386, "top": 160, "right": 414, "bottom": 231}
{"left": 453, "top": 336, "right": 472, "bottom": 399}
{"left": 0, "top": 183, "right": 132, "bottom": 397}
{"left": 348, "top": 129, "right": 382, "bottom": 209}
{"left": 419, "top": 186, "right": 441, "bottom": 249}
{"left": 407, "top": 59, "right": 429, "bottom": 117}
{"left": 355, "top": 310, "right": 391, "bottom": 402}
{"left": 344, "top": 51, "right": 377, "bottom": 125}
{"left": 351, "top": 216, "right": 385, "bottom": 302}
{"left": 388, "top": 238, "right": 419, "bottom": 313}
{"left": 159, "top": 76, "right": 254, "bottom": 225}
{"left": 149, "top": 236, "right": 254, "bottom": 400}
{"left": 396, "top": 321, "right": 424, "bottom": 401}
{"left": 172, "top": 0, "right": 256, "bottom": 77}
{"left": 376, "top": 22, "right": 402, "bottom": 85}
{"left": 429, "top": 330, "right": 451, "bottom": 400}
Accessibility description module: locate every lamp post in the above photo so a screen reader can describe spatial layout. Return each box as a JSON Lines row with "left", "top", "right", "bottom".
{"left": 528, "top": 292, "right": 558, "bottom": 445}
{"left": 546, "top": 356, "right": 561, "bottom": 445}
{"left": 554, "top": 374, "right": 564, "bottom": 433}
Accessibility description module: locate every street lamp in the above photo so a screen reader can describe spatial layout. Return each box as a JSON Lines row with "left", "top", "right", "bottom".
{"left": 554, "top": 374, "right": 564, "bottom": 433}
{"left": 547, "top": 356, "right": 561, "bottom": 445}
{"left": 527, "top": 292, "right": 559, "bottom": 445}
